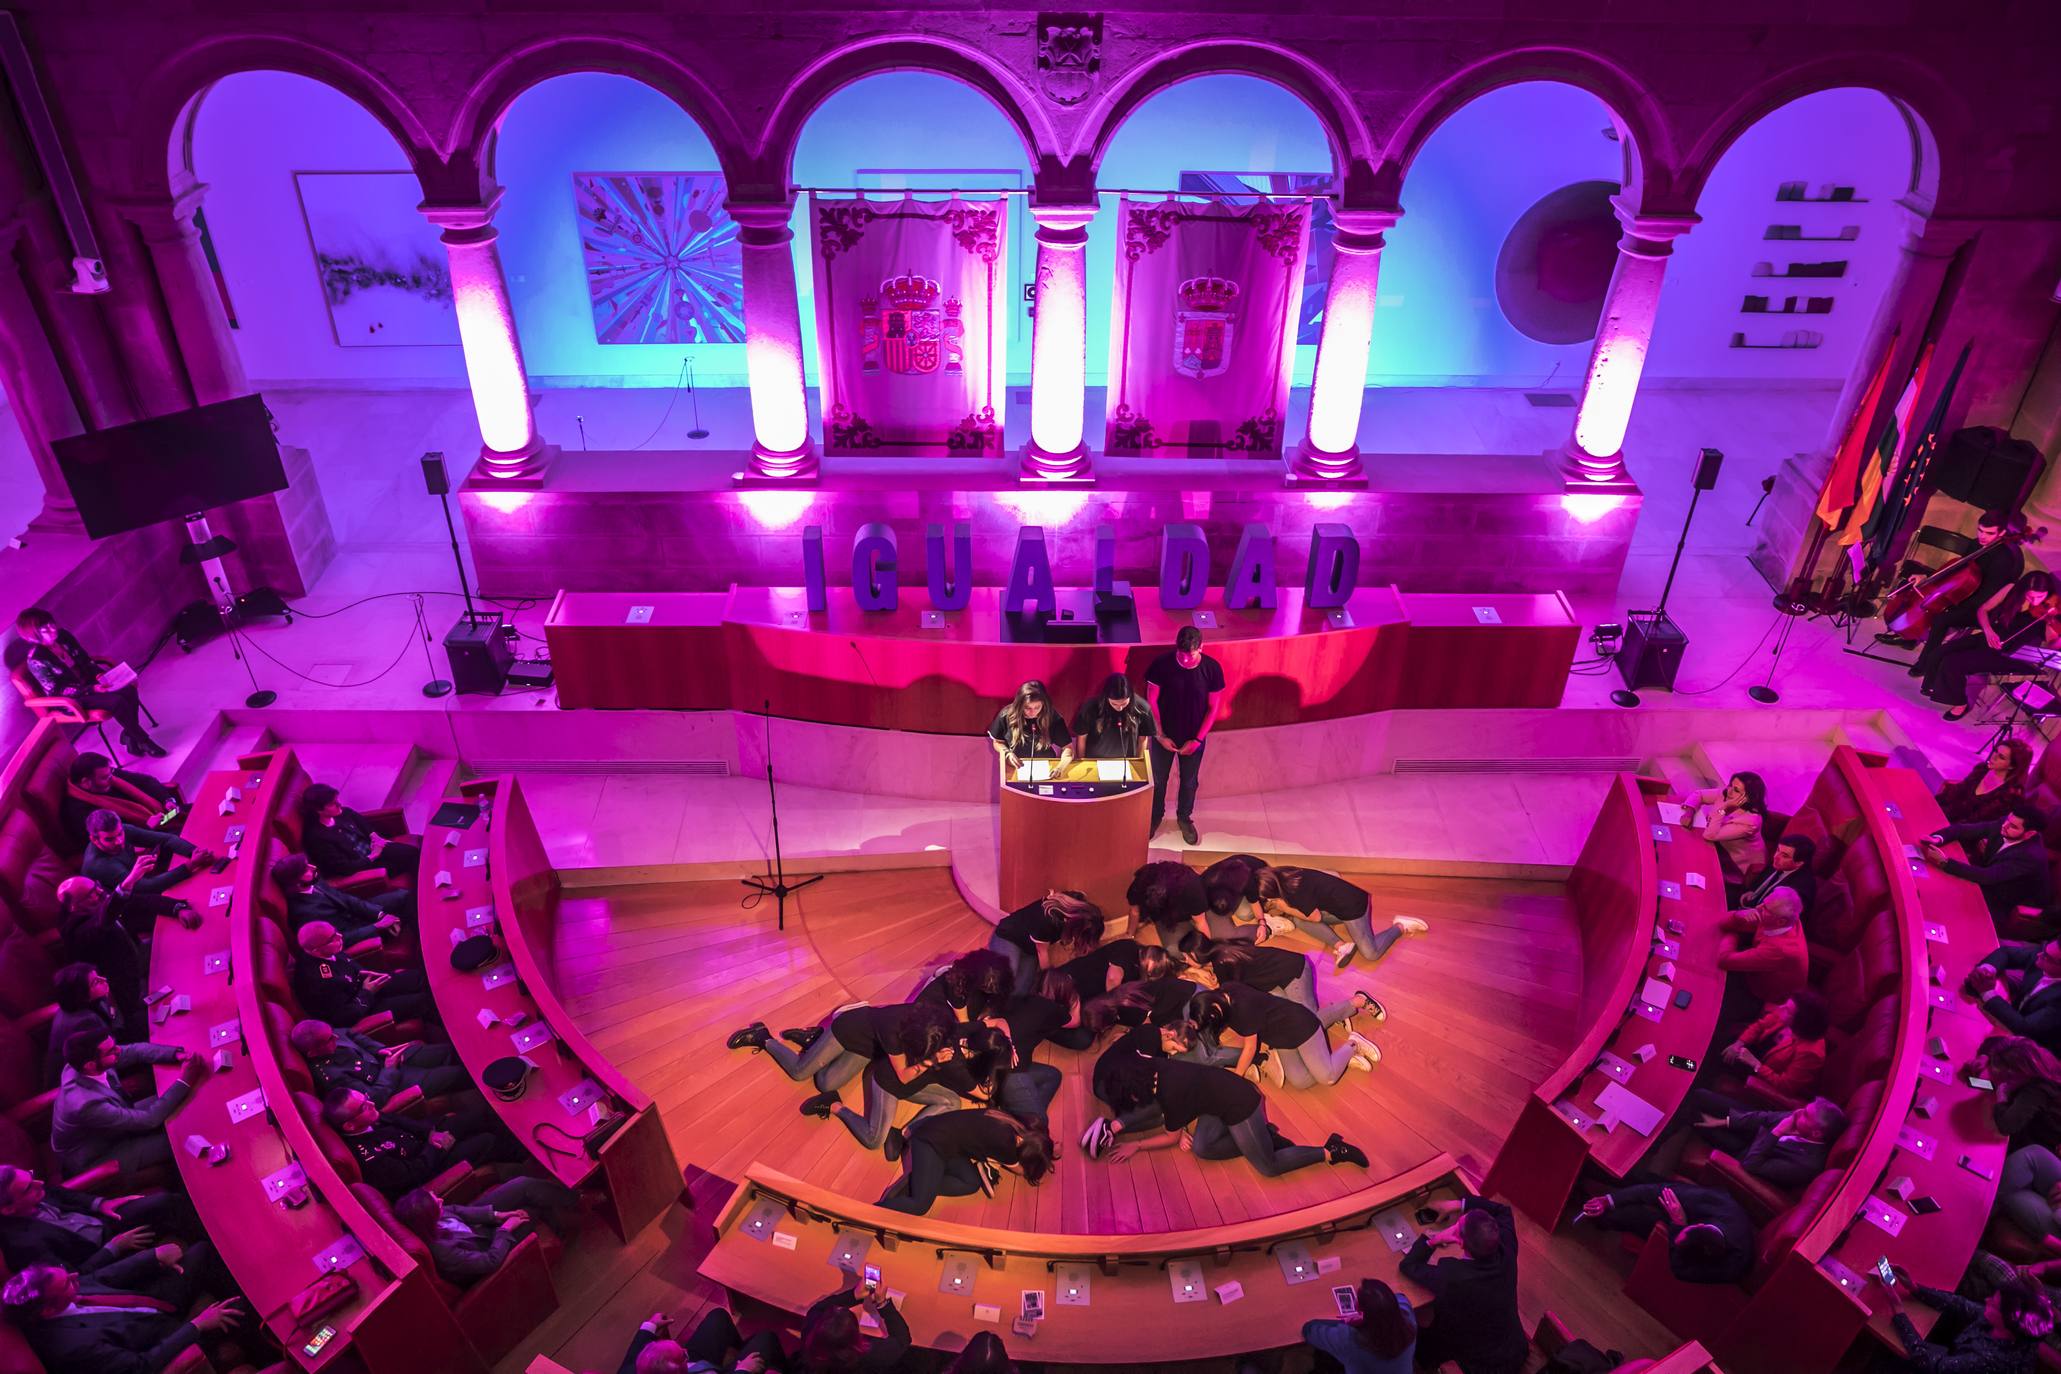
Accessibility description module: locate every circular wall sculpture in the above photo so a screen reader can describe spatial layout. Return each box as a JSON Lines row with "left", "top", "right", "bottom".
{"left": 1494, "top": 179, "right": 1622, "bottom": 344}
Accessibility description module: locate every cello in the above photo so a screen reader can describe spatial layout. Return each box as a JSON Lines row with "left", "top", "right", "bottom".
{"left": 1880, "top": 518, "right": 2045, "bottom": 640}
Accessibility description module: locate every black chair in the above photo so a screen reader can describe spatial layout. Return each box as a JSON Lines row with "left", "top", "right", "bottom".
{"left": 1894, "top": 524, "right": 1979, "bottom": 582}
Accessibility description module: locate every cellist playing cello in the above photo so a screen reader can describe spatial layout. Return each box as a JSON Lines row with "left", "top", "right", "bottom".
{"left": 1888, "top": 508, "right": 2027, "bottom": 682}
{"left": 1920, "top": 570, "right": 2059, "bottom": 721}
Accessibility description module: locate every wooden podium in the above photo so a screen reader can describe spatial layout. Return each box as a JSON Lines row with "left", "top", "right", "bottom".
{"left": 998, "top": 755, "right": 1152, "bottom": 923}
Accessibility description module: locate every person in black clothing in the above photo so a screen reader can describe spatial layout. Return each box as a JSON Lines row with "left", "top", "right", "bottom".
{"left": 876, "top": 1107, "right": 1055, "bottom": 1215}
{"left": 292, "top": 922, "right": 432, "bottom": 1025}
{"left": 300, "top": 783, "right": 418, "bottom": 882}
{"left": 1176, "top": 931, "right": 1388, "bottom": 1029}
{"left": 624, "top": 1308, "right": 784, "bottom": 1374}
{"left": 1578, "top": 1183, "right": 1754, "bottom": 1284}
{"left": 1968, "top": 939, "right": 2061, "bottom": 1051}
{"left": 321, "top": 1087, "right": 510, "bottom": 1197}
{"left": 1085, "top": 1052, "right": 1367, "bottom": 1177}
{"left": 1189, "top": 982, "right": 1380, "bottom": 1088}
{"left": 1129, "top": 860, "right": 1210, "bottom": 947}
{"left": 45, "top": 964, "right": 126, "bottom": 1086}
{"left": 1899, "top": 509, "right": 2028, "bottom": 676}
{"left": 842, "top": 1025, "right": 1013, "bottom": 1157}
{"left": 1676, "top": 1092, "right": 1844, "bottom": 1189}
{"left": 987, "top": 890, "right": 1103, "bottom": 995}
{"left": 1055, "top": 936, "right": 1144, "bottom": 998}
{"left": 288, "top": 1019, "right": 469, "bottom": 1108}
{"left": 79, "top": 811, "right": 212, "bottom": 926}
{"left": 1924, "top": 805, "right": 2052, "bottom": 920}
{"left": 1197, "top": 852, "right": 1272, "bottom": 940}
{"left": 913, "top": 950, "right": 1013, "bottom": 1024}
{"left": 1, "top": 1260, "right": 248, "bottom": 1374}
{"left": 1145, "top": 625, "right": 1225, "bottom": 845}
{"left": 1925, "top": 571, "right": 2061, "bottom": 720}
{"left": 1247, "top": 863, "right": 1430, "bottom": 970}
{"left": 988, "top": 679, "right": 1073, "bottom": 775}
{"left": 727, "top": 1001, "right": 958, "bottom": 1104}
{"left": 272, "top": 851, "right": 411, "bottom": 940}
{"left": 1072, "top": 672, "right": 1158, "bottom": 761}
{"left": 54, "top": 882, "right": 148, "bottom": 1038}
{"left": 1400, "top": 1197, "right": 1528, "bottom": 1374}
{"left": 1878, "top": 1265, "right": 2054, "bottom": 1373}
{"left": 12, "top": 608, "right": 163, "bottom": 757}
{"left": 0, "top": 1165, "right": 191, "bottom": 1275}
{"left": 60, "top": 753, "right": 182, "bottom": 847}
{"left": 1736, "top": 835, "right": 1818, "bottom": 919}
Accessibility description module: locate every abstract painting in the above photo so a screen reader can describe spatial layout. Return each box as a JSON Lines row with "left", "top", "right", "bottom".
{"left": 573, "top": 172, "right": 744, "bottom": 345}
{"left": 1181, "top": 171, "right": 1334, "bottom": 343}
{"left": 294, "top": 172, "right": 457, "bottom": 347}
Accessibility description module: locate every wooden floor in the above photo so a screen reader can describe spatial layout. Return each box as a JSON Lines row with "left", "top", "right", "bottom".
{"left": 499, "top": 866, "right": 1682, "bottom": 1372}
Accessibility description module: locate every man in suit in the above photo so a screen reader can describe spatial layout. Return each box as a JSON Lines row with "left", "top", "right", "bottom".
{"left": 272, "top": 852, "right": 409, "bottom": 942}
{"left": 1683, "top": 1094, "right": 1847, "bottom": 1189}
{"left": 1399, "top": 1196, "right": 1529, "bottom": 1374}
{"left": 392, "top": 1176, "right": 576, "bottom": 1284}
{"left": 0, "top": 1165, "right": 191, "bottom": 1275}
{"left": 288, "top": 1018, "right": 468, "bottom": 1108}
{"left": 1738, "top": 835, "right": 1819, "bottom": 920}
{"left": 79, "top": 810, "right": 213, "bottom": 911}
{"left": 50, "top": 1031, "right": 208, "bottom": 1178}
{"left": 55, "top": 880, "right": 153, "bottom": 1037}
{"left": 1925, "top": 804, "right": 2052, "bottom": 921}
{"left": 616, "top": 1314, "right": 691, "bottom": 1374}
{"left": 1579, "top": 1183, "right": 1755, "bottom": 1285}
{"left": 1968, "top": 939, "right": 2061, "bottom": 1050}
{"left": 292, "top": 922, "right": 432, "bottom": 1026}
{"left": 321, "top": 1088, "right": 511, "bottom": 1198}
{"left": 0, "top": 1260, "right": 245, "bottom": 1374}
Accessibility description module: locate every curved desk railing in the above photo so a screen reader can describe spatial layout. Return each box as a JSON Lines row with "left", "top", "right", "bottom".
{"left": 419, "top": 775, "right": 677, "bottom": 1240}
{"left": 156, "top": 746, "right": 469, "bottom": 1373}
{"left": 702, "top": 1155, "right": 1464, "bottom": 1364}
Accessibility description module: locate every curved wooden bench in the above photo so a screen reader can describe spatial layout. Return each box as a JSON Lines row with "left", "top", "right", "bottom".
{"left": 701, "top": 1155, "right": 1464, "bottom": 1364}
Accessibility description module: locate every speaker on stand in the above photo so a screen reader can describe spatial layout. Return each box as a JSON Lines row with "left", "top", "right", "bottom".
{"left": 1614, "top": 447, "right": 1723, "bottom": 707}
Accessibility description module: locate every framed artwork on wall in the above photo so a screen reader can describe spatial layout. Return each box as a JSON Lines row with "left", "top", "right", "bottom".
{"left": 293, "top": 171, "right": 458, "bottom": 347}
{"left": 1179, "top": 171, "right": 1334, "bottom": 343}
{"left": 571, "top": 172, "right": 744, "bottom": 344}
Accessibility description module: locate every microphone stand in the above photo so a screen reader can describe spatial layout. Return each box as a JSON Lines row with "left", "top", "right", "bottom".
{"left": 742, "top": 700, "right": 822, "bottom": 929}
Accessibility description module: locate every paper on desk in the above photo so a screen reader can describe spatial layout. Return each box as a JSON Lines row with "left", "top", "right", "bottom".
{"left": 1656, "top": 802, "right": 1686, "bottom": 825}
{"left": 1595, "top": 1081, "right": 1664, "bottom": 1135}
{"left": 1861, "top": 1195, "right": 1908, "bottom": 1238}
{"left": 1897, "top": 1125, "right": 1938, "bottom": 1161}
{"left": 313, "top": 1236, "right": 366, "bottom": 1274}
{"left": 1095, "top": 759, "right": 1127, "bottom": 781}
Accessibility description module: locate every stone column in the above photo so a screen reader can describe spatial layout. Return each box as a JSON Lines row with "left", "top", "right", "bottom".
{"left": 421, "top": 191, "right": 548, "bottom": 486}
{"left": 1021, "top": 201, "right": 1097, "bottom": 481}
{"left": 1562, "top": 199, "right": 1699, "bottom": 485}
{"left": 0, "top": 215, "right": 83, "bottom": 532}
{"left": 729, "top": 199, "right": 817, "bottom": 482}
{"left": 111, "top": 177, "right": 248, "bottom": 405}
{"left": 1292, "top": 207, "right": 1402, "bottom": 484}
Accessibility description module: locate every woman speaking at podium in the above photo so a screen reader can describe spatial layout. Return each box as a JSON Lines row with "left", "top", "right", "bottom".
{"left": 988, "top": 679, "right": 1073, "bottom": 774}
{"left": 1072, "top": 672, "right": 1157, "bottom": 760}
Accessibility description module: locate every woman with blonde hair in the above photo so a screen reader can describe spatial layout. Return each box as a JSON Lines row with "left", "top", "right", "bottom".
{"left": 987, "top": 679, "right": 1072, "bottom": 774}
{"left": 988, "top": 889, "right": 1103, "bottom": 995}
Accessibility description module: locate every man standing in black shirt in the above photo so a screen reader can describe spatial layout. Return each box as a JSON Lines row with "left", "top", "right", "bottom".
{"left": 1072, "top": 672, "right": 1158, "bottom": 761}
{"left": 1400, "top": 1196, "right": 1528, "bottom": 1374}
{"left": 1145, "top": 626, "right": 1225, "bottom": 845}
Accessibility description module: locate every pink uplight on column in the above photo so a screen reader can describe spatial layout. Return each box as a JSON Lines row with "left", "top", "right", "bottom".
{"left": 423, "top": 193, "right": 547, "bottom": 486}
{"left": 731, "top": 201, "right": 818, "bottom": 482}
{"left": 1562, "top": 200, "right": 1697, "bottom": 484}
{"left": 1022, "top": 203, "right": 1097, "bottom": 481}
{"left": 1293, "top": 208, "right": 1401, "bottom": 484}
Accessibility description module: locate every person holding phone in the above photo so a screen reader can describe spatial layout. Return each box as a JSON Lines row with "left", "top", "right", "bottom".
{"left": 1301, "top": 1277, "right": 1417, "bottom": 1374}
{"left": 1876, "top": 1263, "right": 2054, "bottom": 1371}
{"left": 79, "top": 811, "right": 213, "bottom": 927}
{"left": 1971, "top": 1036, "right": 2061, "bottom": 1150}
{"left": 1399, "top": 1197, "right": 1528, "bottom": 1374}
{"left": 60, "top": 752, "right": 184, "bottom": 846}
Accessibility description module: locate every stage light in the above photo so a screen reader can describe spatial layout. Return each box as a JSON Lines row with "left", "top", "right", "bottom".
{"left": 474, "top": 491, "right": 535, "bottom": 516}
{"left": 1559, "top": 492, "right": 1628, "bottom": 525}
{"left": 994, "top": 489, "right": 1092, "bottom": 525}
{"left": 739, "top": 490, "right": 816, "bottom": 529}
{"left": 1302, "top": 491, "right": 1357, "bottom": 512}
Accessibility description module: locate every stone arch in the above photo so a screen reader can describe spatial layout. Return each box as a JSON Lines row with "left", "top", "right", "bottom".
{"left": 449, "top": 38, "right": 751, "bottom": 201}
{"left": 139, "top": 36, "right": 435, "bottom": 200}
{"left": 1378, "top": 48, "right": 1671, "bottom": 211}
{"left": 760, "top": 37, "right": 1055, "bottom": 194}
{"left": 1081, "top": 42, "right": 1373, "bottom": 197}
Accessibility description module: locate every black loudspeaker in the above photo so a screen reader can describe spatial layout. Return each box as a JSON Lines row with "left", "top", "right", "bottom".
{"left": 421, "top": 451, "right": 450, "bottom": 496}
{"left": 1932, "top": 427, "right": 2045, "bottom": 511}
{"left": 444, "top": 613, "right": 514, "bottom": 695}
{"left": 1693, "top": 447, "right": 1725, "bottom": 491}
{"left": 1618, "top": 610, "right": 1688, "bottom": 691}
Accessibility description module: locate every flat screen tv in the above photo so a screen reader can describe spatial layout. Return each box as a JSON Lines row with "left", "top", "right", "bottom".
{"left": 52, "top": 394, "right": 288, "bottom": 539}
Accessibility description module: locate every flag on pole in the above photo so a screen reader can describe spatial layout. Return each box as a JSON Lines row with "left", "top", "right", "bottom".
{"left": 1840, "top": 342, "right": 1932, "bottom": 549}
{"left": 1863, "top": 341, "right": 1970, "bottom": 568}
{"left": 1814, "top": 330, "right": 1898, "bottom": 528}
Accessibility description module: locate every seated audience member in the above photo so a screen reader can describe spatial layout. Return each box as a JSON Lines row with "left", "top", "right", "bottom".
{"left": 1398, "top": 1197, "right": 1528, "bottom": 1374}
{"left": 300, "top": 783, "right": 417, "bottom": 882}
{"left": 0, "top": 1165, "right": 189, "bottom": 1274}
{"left": 289, "top": 1018, "right": 468, "bottom": 1107}
{"left": 1718, "top": 988, "right": 1831, "bottom": 1102}
{"left": 61, "top": 753, "right": 183, "bottom": 846}
{"left": 1939, "top": 739, "right": 2036, "bottom": 827}
{"left": 1736, "top": 835, "right": 1818, "bottom": 919}
{"left": 321, "top": 1087, "right": 508, "bottom": 1197}
{"left": 13, "top": 607, "right": 164, "bottom": 757}
{"left": 51, "top": 1031, "right": 207, "bottom": 1178}
{"left": 988, "top": 679, "right": 1073, "bottom": 775}
{"left": 272, "top": 851, "right": 411, "bottom": 940}
{"left": 1, "top": 1262, "right": 247, "bottom": 1374}
{"left": 46, "top": 963, "right": 127, "bottom": 1086}
{"left": 55, "top": 881, "right": 151, "bottom": 1035}
{"left": 624, "top": 1308, "right": 787, "bottom": 1374}
{"left": 1973, "top": 1036, "right": 2061, "bottom": 1150}
{"left": 1968, "top": 939, "right": 2061, "bottom": 1050}
{"left": 293, "top": 921, "right": 432, "bottom": 1025}
{"left": 943, "top": 1331, "right": 1015, "bottom": 1374}
{"left": 1680, "top": 1093, "right": 1846, "bottom": 1189}
{"left": 79, "top": 810, "right": 213, "bottom": 916}
{"left": 615, "top": 1312, "right": 688, "bottom": 1374}
{"left": 1579, "top": 1184, "right": 1754, "bottom": 1284}
{"left": 1716, "top": 886, "right": 1808, "bottom": 1020}
{"left": 1072, "top": 672, "right": 1157, "bottom": 762}
{"left": 1301, "top": 1276, "right": 1416, "bottom": 1374}
{"left": 1924, "top": 803, "right": 2052, "bottom": 921}
{"left": 1686, "top": 772, "right": 1769, "bottom": 897}
{"left": 1878, "top": 1265, "right": 2054, "bottom": 1372}
{"left": 1994, "top": 1143, "right": 2061, "bottom": 1248}
{"left": 392, "top": 1175, "right": 579, "bottom": 1285}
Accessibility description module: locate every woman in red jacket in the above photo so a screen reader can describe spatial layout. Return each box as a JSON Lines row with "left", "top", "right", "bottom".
{"left": 1718, "top": 987, "right": 1830, "bottom": 1103}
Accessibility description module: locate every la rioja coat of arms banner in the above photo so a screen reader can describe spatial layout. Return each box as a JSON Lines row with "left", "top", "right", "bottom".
{"left": 1105, "top": 195, "right": 1310, "bottom": 456}
{"left": 809, "top": 194, "right": 1010, "bottom": 456}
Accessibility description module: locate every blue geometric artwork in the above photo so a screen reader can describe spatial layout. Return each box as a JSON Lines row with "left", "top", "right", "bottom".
{"left": 294, "top": 172, "right": 458, "bottom": 347}
{"left": 572, "top": 173, "right": 744, "bottom": 345}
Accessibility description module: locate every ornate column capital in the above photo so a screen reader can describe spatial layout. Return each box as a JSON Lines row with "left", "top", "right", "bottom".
{"left": 726, "top": 198, "right": 799, "bottom": 248}
{"left": 1329, "top": 206, "right": 1402, "bottom": 255}
{"left": 420, "top": 186, "right": 506, "bottom": 246}
{"left": 1612, "top": 194, "right": 1699, "bottom": 257}
{"left": 1027, "top": 200, "right": 1097, "bottom": 247}
{"left": 104, "top": 179, "right": 211, "bottom": 246}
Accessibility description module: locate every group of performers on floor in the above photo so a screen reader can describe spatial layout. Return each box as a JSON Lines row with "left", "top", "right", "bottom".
{"left": 1884, "top": 508, "right": 2061, "bottom": 721}
{"left": 726, "top": 856, "right": 1428, "bottom": 1216}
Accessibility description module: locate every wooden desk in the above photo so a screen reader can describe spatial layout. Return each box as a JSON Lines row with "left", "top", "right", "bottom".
{"left": 155, "top": 747, "right": 468, "bottom": 1373}
{"left": 700, "top": 1159, "right": 1461, "bottom": 1364}
{"left": 419, "top": 776, "right": 678, "bottom": 1240}
{"left": 997, "top": 756, "right": 1151, "bottom": 921}
{"left": 545, "top": 584, "right": 1579, "bottom": 727}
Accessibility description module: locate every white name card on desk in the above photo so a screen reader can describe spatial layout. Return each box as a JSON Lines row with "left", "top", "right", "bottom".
{"left": 1471, "top": 605, "right": 1502, "bottom": 624}
{"left": 1651, "top": 825, "right": 1673, "bottom": 843}
{"left": 1861, "top": 1195, "right": 1908, "bottom": 1237}
{"left": 771, "top": 1231, "right": 798, "bottom": 1251}
{"left": 463, "top": 848, "right": 487, "bottom": 869}
{"left": 1640, "top": 977, "right": 1674, "bottom": 1007}
{"left": 625, "top": 605, "right": 654, "bottom": 624}
{"left": 1656, "top": 803, "right": 1686, "bottom": 826}
{"left": 1213, "top": 1280, "right": 1245, "bottom": 1304}
{"left": 226, "top": 1088, "right": 266, "bottom": 1125}
{"left": 1595, "top": 1081, "right": 1664, "bottom": 1135}
{"left": 1658, "top": 879, "right": 1682, "bottom": 900}
{"left": 510, "top": 1023, "right": 553, "bottom": 1054}
{"left": 313, "top": 1236, "right": 366, "bottom": 1274}
{"left": 433, "top": 870, "right": 455, "bottom": 889}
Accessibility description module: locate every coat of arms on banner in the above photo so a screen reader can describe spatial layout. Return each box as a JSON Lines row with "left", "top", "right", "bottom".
{"left": 1173, "top": 275, "right": 1239, "bottom": 379}
{"left": 860, "top": 274, "right": 965, "bottom": 376}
